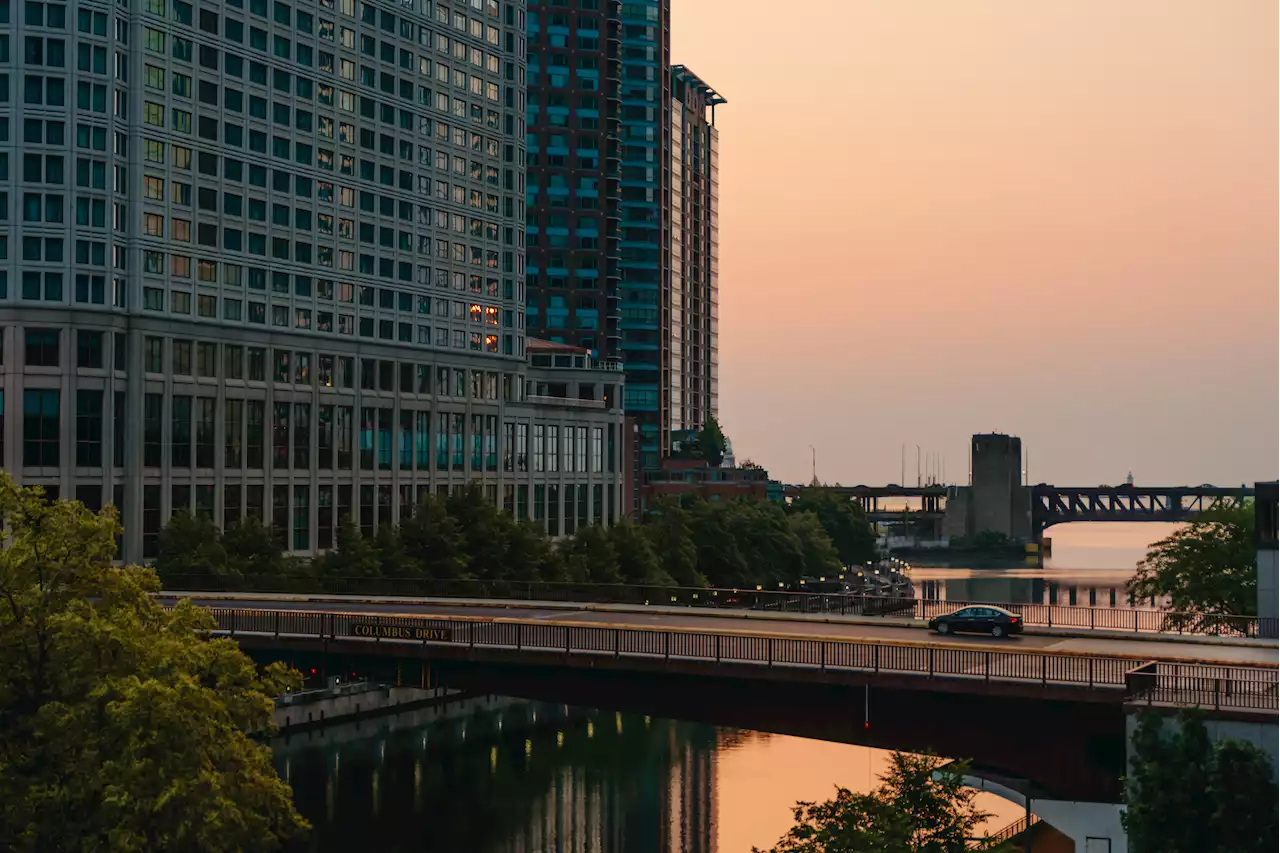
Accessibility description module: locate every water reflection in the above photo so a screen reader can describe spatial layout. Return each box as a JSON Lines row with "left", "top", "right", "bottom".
{"left": 910, "top": 522, "right": 1177, "bottom": 607}
{"left": 275, "top": 696, "right": 719, "bottom": 852}
{"left": 275, "top": 695, "right": 1020, "bottom": 853}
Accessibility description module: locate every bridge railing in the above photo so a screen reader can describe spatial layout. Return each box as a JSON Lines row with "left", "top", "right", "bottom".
{"left": 161, "top": 575, "right": 1275, "bottom": 638}
{"left": 979, "top": 814, "right": 1041, "bottom": 849}
{"left": 202, "top": 606, "right": 1144, "bottom": 690}
{"left": 1124, "top": 662, "right": 1277, "bottom": 713}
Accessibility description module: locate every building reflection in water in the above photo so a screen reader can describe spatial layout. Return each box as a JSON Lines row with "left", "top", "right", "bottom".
{"left": 274, "top": 695, "right": 722, "bottom": 853}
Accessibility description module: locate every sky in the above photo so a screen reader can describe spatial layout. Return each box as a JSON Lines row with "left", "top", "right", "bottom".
{"left": 671, "top": 0, "right": 1278, "bottom": 488}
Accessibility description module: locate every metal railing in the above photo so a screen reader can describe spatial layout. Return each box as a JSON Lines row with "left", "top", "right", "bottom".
{"left": 1125, "top": 662, "right": 1278, "bottom": 713}
{"left": 204, "top": 606, "right": 1141, "bottom": 690}
{"left": 980, "top": 814, "right": 1041, "bottom": 848}
{"left": 162, "top": 576, "right": 1275, "bottom": 638}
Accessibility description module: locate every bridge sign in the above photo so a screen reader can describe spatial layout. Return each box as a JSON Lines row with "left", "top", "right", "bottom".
{"left": 350, "top": 621, "right": 452, "bottom": 642}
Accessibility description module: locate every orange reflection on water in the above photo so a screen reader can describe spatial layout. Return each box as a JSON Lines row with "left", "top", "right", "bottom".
{"left": 713, "top": 731, "right": 1025, "bottom": 852}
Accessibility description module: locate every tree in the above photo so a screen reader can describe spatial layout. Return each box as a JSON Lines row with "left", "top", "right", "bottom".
{"left": 697, "top": 415, "right": 727, "bottom": 467}
{"left": 789, "top": 511, "right": 844, "bottom": 580}
{"left": 1124, "top": 710, "right": 1277, "bottom": 853}
{"left": 644, "top": 499, "right": 704, "bottom": 587}
{"left": 446, "top": 484, "right": 513, "bottom": 580}
{"left": 155, "top": 511, "right": 228, "bottom": 581}
{"left": 686, "top": 500, "right": 753, "bottom": 588}
{"left": 504, "top": 519, "right": 566, "bottom": 584}
{"left": 317, "top": 520, "right": 383, "bottom": 579}
{"left": 754, "top": 753, "right": 1008, "bottom": 853}
{"left": 1127, "top": 503, "right": 1255, "bottom": 617}
{"left": 562, "top": 524, "right": 622, "bottom": 584}
{"left": 0, "top": 474, "right": 308, "bottom": 852}
{"left": 789, "top": 489, "right": 878, "bottom": 567}
{"left": 607, "top": 519, "right": 674, "bottom": 586}
{"left": 398, "top": 495, "right": 468, "bottom": 580}
{"left": 222, "top": 515, "right": 289, "bottom": 577}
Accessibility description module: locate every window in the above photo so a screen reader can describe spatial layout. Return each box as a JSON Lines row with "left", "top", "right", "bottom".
{"left": 25, "top": 328, "right": 60, "bottom": 367}
{"left": 23, "top": 389, "right": 61, "bottom": 467}
{"left": 76, "top": 390, "right": 103, "bottom": 466}
{"left": 76, "top": 330, "right": 103, "bottom": 368}
{"left": 171, "top": 395, "right": 192, "bottom": 467}
{"left": 142, "top": 394, "right": 163, "bottom": 468}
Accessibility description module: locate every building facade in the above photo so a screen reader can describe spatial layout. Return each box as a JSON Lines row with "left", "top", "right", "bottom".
{"left": 668, "top": 65, "right": 720, "bottom": 437}
{"left": 0, "top": 0, "right": 626, "bottom": 563}
{"left": 523, "top": 0, "right": 623, "bottom": 362}
{"left": 525, "top": 2, "right": 724, "bottom": 471}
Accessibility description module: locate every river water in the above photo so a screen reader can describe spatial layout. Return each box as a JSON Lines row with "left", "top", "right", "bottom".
{"left": 274, "top": 523, "right": 1169, "bottom": 852}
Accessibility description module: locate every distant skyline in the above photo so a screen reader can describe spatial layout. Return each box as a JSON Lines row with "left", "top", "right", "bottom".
{"left": 673, "top": 1, "right": 1278, "bottom": 487}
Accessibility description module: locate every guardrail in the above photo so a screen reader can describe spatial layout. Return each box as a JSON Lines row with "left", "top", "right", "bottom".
{"left": 204, "top": 606, "right": 1138, "bottom": 691}
{"left": 162, "top": 576, "right": 1275, "bottom": 638}
{"left": 1125, "top": 662, "right": 1278, "bottom": 713}
{"left": 981, "top": 814, "right": 1041, "bottom": 848}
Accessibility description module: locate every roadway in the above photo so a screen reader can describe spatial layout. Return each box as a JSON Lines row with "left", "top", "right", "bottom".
{"left": 165, "top": 593, "right": 1279, "bottom": 667}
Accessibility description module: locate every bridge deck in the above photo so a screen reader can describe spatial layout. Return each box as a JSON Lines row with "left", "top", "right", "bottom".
{"left": 176, "top": 594, "right": 1279, "bottom": 668}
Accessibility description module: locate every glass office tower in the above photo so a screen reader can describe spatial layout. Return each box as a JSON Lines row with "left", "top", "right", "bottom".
{"left": 0, "top": 0, "right": 627, "bottom": 560}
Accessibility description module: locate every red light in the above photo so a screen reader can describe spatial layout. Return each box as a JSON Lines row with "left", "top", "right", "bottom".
{"left": 864, "top": 721, "right": 870, "bottom": 729}
{"left": 310, "top": 668, "right": 316, "bottom": 674}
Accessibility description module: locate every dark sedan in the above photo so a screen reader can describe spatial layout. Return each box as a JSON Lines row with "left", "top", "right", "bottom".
{"left": 928, "top": 606, "right": 1023, "bottom": 638}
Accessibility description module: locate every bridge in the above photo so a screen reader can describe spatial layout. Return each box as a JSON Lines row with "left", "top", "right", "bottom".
{"left": 1030, "top": 484, "right": 1253, "bottom": 539}
{"left": 184, "top": 594, "right": 1277, "bottom": 679}
{"left": 185, "top": 594, "right": 1276, "bottom": 801}
{"left": 785, "top": 434, "right": 1263, "bottom": 549}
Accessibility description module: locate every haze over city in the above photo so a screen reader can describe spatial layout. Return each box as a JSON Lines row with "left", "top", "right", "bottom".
{"left": 676, "top": 0, "right": 1279, "bottom": 487}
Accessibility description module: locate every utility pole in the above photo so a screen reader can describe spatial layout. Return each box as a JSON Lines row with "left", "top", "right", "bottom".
{"left": 809, "top": 445, "right": 817, "bottom": 485}
{"left": 916, "top": 445, "right": 921, "bottom": 488}
{"left": 900, "top": 444, "right": 905, "bottom": 486}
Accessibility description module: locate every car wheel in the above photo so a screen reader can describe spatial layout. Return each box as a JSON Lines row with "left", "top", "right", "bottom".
{"left": 936, "top": 622, "right": 950, "bottom": 635}
{"left": 991, "top": 625, "right": 1005, "bottom": 638}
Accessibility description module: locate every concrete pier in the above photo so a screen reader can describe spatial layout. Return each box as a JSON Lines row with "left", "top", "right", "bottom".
{"left": 273, "top": 680, "right": 451, "bottom": 731}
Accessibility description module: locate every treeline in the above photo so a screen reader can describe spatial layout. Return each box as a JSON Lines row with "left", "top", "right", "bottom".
{"left": 154, "top": 486, "right": 879, "bottom": 590}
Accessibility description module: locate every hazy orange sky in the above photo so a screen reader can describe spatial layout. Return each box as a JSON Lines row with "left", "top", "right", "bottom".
{"left": 672, "top": 1, "right": 1278, "bottom": 487}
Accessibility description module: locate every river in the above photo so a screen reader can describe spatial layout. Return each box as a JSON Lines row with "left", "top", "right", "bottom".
{"left": 274, "top": 523, "right": 1169, "bottom": 852}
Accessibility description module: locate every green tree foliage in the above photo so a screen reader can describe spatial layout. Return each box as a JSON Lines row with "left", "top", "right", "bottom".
{"left": 671, "top": 415, "right": 729, "bottom": 467}
{"left": 317, "top": 521, "right": 382, "bottom": 579}
{"left": 398, "top": 496, "right": 468, "bottom": 580}
{"left": 152, "top": 489, "right": 847, "bottom": 594}
{"left": 697, "top": 415, "right": 728, "bottom": 467}
{"left": 789, "top": 511, "right": 845, "bottom": 580}
{"left": 562, "top": 524, "right": 622, "bottom": 584}
{"left": 222, "top": 515, "right": 290, "bottom": 577}
{"left": 607, "top": 519, "right": 675, "bottom": 585}
{"left": 504, "top": 520, "right": 565, "bottom": 583}
{"left": 754, "top": 753, "right": 1008, "bottom": 853}
{"left": 156, "top": 511, "right": 228, "bottom": 577}
{"left": 643, "top": 497, "right": 704, "bottom": 587}
{"left": 446, "top": 484, "right": 516, "bottom": 580}
{"left": 1124, "top": 710, "right": 1277, "bottom": 853}
{"left": 0, "top": 475, "right": 307, "bottom": 852}
{"left": 1127, "top": 503, "right": 1256, "bottom": 616}
{"left": 787, "top": 488, "right": 878, "bottom": 567}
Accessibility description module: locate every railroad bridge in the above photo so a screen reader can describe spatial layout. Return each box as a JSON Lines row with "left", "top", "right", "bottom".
{"left": 789, "top": 434, "right": 1258, "bottom": 546}
{"left": 1029, "top": 485, "right": 1252, "bottom": 540}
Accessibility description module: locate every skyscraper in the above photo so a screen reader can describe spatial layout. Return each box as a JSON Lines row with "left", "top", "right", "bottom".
{"left": 669, "top": 65, "right": 721, "bottom": 439}
{"left": 615, "top": 0, "right": 668, "bottom": 468}
{"left": 526, "top": 2, "right": 721, "bottom": 471}
{"left": 0, "top": 0, "right": 628, "bottom": 560}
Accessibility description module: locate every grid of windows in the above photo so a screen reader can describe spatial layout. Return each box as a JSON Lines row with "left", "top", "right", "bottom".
{"left": 1, "top": 0, "right": 629, "bottom": 564}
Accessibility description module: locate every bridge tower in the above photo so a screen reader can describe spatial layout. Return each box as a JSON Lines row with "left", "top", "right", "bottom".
{"left": 970, "top": 434, "right": 1031, "bottom": 542}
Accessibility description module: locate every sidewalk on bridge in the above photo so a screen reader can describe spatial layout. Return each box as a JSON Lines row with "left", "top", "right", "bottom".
{"left": 166, "top": 590, "right": 1279, "bottom": 650}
